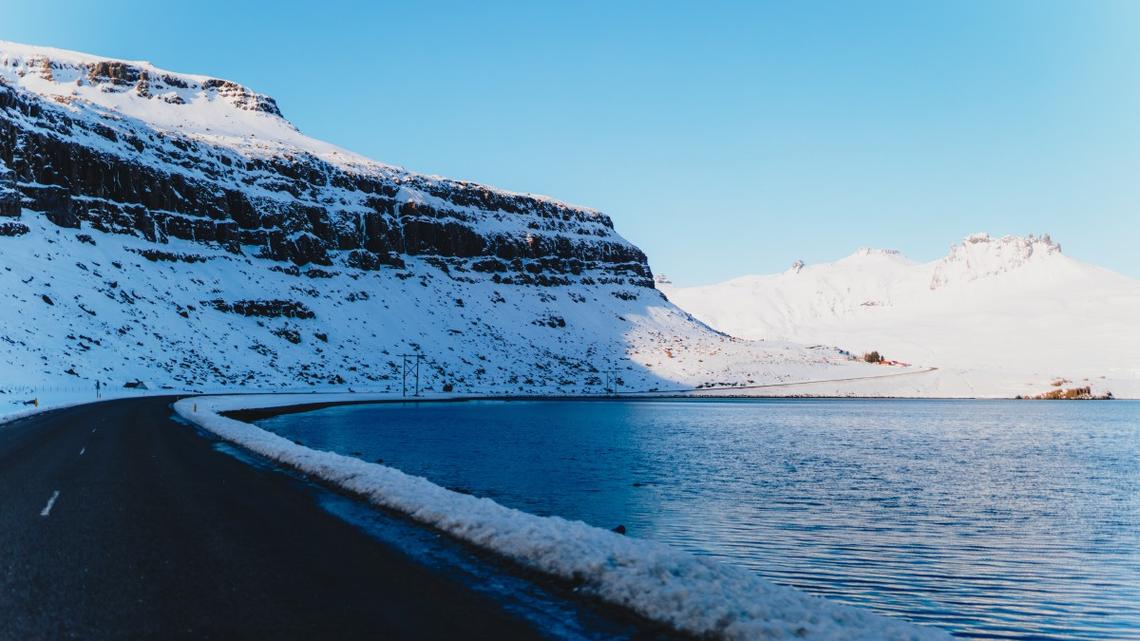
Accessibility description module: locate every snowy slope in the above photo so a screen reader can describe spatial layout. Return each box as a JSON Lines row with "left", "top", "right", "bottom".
{"left": 0, "top": 41, "right": 379, "bottom": 169}
{"left": 662, "top": 234, "right": 1140, "bottom": 398}
{"left": 0, "top": 40, "right": 891, "bottom": 410}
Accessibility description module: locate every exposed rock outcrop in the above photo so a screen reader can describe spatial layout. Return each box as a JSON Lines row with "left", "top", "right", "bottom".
{"left": 0, "top": 46, "right": 653, "bottom": 287}
{"left": 0, "top": 156, "right": 20, "bottom": 216}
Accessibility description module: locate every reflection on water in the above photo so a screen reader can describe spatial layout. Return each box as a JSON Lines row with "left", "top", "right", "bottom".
{"left": 258, "top": 399, "right": 1140, "bottom": 640}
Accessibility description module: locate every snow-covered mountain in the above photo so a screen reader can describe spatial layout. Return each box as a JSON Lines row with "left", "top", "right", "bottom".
{"left": 661, "top": 233, "right": 1140, "bottom": 397}
{"left": 0, "top": 41, "right": 883, "bottom": 398}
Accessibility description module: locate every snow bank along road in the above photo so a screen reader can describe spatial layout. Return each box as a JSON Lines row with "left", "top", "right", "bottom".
{"left": 0, "top": 396, "right": 553, "bottom": 640}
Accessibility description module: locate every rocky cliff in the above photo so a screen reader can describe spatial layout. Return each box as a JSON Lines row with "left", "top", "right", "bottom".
{"left": 0, "top": 45, "right": 651, "bottom": 287}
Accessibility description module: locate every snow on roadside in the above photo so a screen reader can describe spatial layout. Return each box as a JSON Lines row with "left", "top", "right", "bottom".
{"left": 175, "top": 394, "right": 950, "bottom": 641}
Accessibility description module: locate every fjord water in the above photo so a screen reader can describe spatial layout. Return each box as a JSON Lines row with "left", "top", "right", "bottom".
{"left": 257, "top": 399, "right": 1139, "bottom": 639}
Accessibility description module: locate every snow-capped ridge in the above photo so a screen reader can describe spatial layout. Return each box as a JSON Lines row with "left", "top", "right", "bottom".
{"left": 0, "top": 39, "right": 636, "bottom": 278}
{"left": 854, "top": 247, "right": 903, "bottom": 257}
{"left": 834, "top": 247, "right": 914, "bottom": 269}
{"left": 0, "top": 40, "right": 288, "bottom": 122}
{"left": 0, "top": 40, "right": 603, "bottom": 217}
{"left": 930, "top": 232, "right": 1062, "bottom": 289}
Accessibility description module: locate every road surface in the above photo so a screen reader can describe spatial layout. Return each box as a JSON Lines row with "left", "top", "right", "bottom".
{"left": 0, "top": 396, "right": 550, "bottom": 640}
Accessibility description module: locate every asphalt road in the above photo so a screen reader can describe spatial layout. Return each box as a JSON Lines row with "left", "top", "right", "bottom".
{"left": 0, "top": 396, "right": 549, "bottom": 640}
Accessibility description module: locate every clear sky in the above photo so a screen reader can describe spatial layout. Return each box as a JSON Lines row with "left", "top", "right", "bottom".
{"left": 3, "top": 0, "right": 1138, "bottom": 285}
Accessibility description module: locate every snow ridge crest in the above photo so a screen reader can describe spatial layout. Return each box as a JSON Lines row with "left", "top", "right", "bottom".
{"left": 0, "top": 40, "right": 289, "bottom": 130}
{"left": 930, "top": 232, "right": 1062, "bottom": 289}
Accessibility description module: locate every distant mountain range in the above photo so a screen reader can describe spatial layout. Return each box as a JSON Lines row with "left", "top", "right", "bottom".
{"left": 661, "top": 233, "right": 1140, "bottom": 397}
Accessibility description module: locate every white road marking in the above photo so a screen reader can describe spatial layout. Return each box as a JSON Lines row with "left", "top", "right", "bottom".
{"left": 79, "top": 447, "right": 86, "bottom": 456}
{"left": 91, "top": 428, "right": 96, "bottom": 433}
{"left": 40, "top": 490, "right": 60, "bottom": 517}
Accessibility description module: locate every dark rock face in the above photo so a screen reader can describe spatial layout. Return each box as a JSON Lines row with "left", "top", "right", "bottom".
{"left": 271, "top": 327, "right": 303, "bottom": 344}
{"left": 0, "top": 157, "right": 19, "bottom": 217}
{"left": 0, "top": 74, "right": 654, "bottom": 288}
{"left": 128, "top": 248, "right": 210, "bottom": 263}
{"left": 203, "top": 299, "right": 316, "bottom": 319}
{"left": 0, "top": 221, "right": 28, "bottom": 236}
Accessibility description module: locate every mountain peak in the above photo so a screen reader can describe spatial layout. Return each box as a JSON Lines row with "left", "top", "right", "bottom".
{"left": 0, "top": 40, "right": 300, "bottom": 155}
{"left": 854, "top": 247, "right": 903, "bottom": 257}
{"left": 0, "top": 40, "right": 283, "bottom": 117}
{"left": 834, "top": 247, "right": 911, "bottom": 267}
{"left": 0, "top": 40, "right": 608, "bottom": 216}
{"left": 930, "top": 233, "right": 1062, "bottom": 289}
{"left": 957, "top": 232, "right": 1060, "bottom": 254}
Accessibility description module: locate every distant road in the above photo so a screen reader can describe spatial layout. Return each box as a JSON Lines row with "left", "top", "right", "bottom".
{"left": 614, "top": 366, "right": 941, "bottom": 396}
{"left": 0, "top": 397, "right": 546, "bottom": 640}
{"left": 711, "top": 366, "right": 940, "bottom": 392}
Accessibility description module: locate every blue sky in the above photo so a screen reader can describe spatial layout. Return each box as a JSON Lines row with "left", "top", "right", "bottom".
{"left": 4, "top": 0, "right": 1138, "bottom": 284}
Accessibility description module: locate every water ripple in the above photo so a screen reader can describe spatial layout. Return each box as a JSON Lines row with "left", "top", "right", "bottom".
{"left": 259, "top": 399, "right": 1140, "bottom": 640}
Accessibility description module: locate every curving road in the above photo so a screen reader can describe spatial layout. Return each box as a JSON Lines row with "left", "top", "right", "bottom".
{"left": 0, "top": 396, "right": 548, "bottom": 640}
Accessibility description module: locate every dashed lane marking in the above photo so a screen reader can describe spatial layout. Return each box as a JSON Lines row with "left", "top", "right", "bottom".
{"left": 40, "top": 490, "right": 60, "bottom": 517}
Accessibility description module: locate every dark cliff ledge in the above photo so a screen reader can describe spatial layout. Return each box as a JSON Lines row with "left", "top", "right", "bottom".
{"left": 0, "top": 79, "right": 653, "bottom": 287}
{"left": 0, "top": 156, "right": 19, "bottom": 217}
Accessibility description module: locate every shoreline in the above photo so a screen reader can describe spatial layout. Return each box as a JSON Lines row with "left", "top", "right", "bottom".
{"left": 216, "top": 393, "right": 1030, "bottom": 424}
{"left": 222, "top": 386, "right": 1130, "bottom": 424}
{"left": 7, "top": 364, "right": 1133, "bottom": 427}
{"left": 8, "top": 387, "right": 1129, "bottom": 433}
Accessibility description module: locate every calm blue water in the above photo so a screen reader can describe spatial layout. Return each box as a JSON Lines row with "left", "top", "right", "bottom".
{"left": 257, "top": 399, "right": 1140, "bottom": 640}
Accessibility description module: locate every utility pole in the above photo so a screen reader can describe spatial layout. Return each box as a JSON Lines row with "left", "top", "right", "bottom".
{"left": 399, "top": 353, "right": 425, "bottom": 397}
{"left": 604, "top": 363, "right": 622, "bottom": 396}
